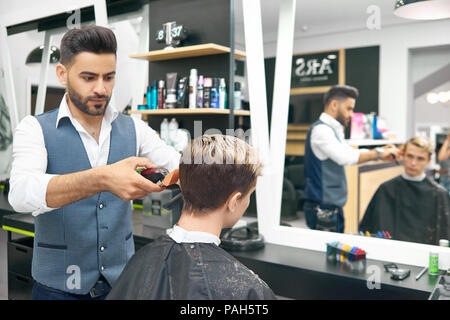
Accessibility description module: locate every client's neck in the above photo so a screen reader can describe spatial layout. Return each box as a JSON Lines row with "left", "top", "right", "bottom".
{"left": 176, "top": 208, "right": 225, "bottom": 238}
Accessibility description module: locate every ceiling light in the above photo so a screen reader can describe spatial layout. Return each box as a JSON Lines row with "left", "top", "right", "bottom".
{"left": 394, "top": 0, "right": 450, "bottom": 20}
{"left": 426, "top": 92, "right": 439, "bottom": 104}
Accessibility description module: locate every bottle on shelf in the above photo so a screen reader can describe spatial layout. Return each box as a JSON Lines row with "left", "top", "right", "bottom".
{"left": 219, "top": 78, "right": 226, "bottom": 109}
{"left": 234, "top": 82, "right": 242, "bottom": 110}
{"left": 151, "top": 80, "right": 158, "bottom": 109}
{"left": 197, "top": 75, "right": 204, "bottom": 108}
{"left": 146, "top": 86, "right": 151, "bottom": 109}
{"left": 160, "top": 118, "right": 169, "bottom": 143}
{"left": 203, "top": 77, "right": 212, "bottom": 108}
{"left": 210, "top": 78, "right": 220, "bottom": 109}
{"left": 189, "top": 68, "right": 198, "bottom": 109}
{"left": 177, "top": 77, "right": 188, "bottom": 108}
{"left": 158, "top": 80, "right": 165, "bottom": 109}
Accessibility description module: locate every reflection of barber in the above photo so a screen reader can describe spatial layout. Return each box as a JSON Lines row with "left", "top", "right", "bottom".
{"left": 303, "top": 85, "right": 400, "bottom": 233}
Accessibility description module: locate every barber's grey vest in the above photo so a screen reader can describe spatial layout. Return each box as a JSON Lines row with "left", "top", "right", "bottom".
{"left": 304, "top": 120, "right": 348, "bottom": 208}
{"left": 33, "top": 109, "right": 136, "bottom": 294}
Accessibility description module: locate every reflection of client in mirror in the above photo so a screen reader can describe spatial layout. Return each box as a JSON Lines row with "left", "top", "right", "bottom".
{"left": 360, "top": 136, "right": 449, "bottom": 245}
{"left": 304, "top": 85, "right": 400, "bottom": 233}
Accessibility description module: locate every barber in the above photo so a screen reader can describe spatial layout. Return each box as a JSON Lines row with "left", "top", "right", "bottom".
{"left": 303, "top": 85, "right": 400, "bottom": 233}
{"left": 8, "top": 26, "right": 180, "bottom": 300}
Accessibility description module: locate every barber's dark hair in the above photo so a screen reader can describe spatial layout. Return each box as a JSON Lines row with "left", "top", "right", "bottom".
{"left": 60, "top": 25, "right": 117, "bottom": 67}
{"left": 323, "top": 85, "right": 359, "bottom": 107}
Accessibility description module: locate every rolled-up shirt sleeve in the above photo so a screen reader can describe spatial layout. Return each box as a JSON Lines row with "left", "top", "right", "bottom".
{"left": 132, "top": 117, "right": 181, "bottom": 172}
{"left": 8, "top": 116, "right": 59, "bottom": 215}
{"left": 310, "top": 124, "right": 361, "bottom": 166}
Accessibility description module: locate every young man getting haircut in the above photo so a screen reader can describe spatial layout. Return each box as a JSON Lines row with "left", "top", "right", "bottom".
{"left": 107, "top": 135, "right": 276, "bottom": 300}
{"left": 360, "top": 136, "right": 449, "bottom": 245}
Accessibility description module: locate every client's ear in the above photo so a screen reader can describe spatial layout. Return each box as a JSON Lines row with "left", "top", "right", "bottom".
{"left": 226, "top": 191, "right": 242, "bottom": 213}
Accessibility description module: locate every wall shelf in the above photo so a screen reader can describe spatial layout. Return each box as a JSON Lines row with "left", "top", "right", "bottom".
{"left": 129, "top": 43, "right": 246, "bottom": 62}
{"left": 129, "top": 108, "right": 250, "bottom": 116}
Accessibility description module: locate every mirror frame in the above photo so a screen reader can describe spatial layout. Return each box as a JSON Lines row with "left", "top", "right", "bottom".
{"left": 243, "top": 0, "right": 450, "bottom": 269}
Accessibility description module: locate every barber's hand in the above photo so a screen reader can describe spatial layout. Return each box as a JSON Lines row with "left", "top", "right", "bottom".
{"left": 103, "top": 156, "right": 165, "bottom": 201}
{"left": 380, "top": 144, "right": 401, "bottom": 162}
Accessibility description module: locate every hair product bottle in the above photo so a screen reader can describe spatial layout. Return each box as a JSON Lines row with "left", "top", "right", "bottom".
{"left": 210, "top": 78, "right": 220, "bottom": 109}
{"left": 219, "top": 78, "right": 226, "bottom": 109}
{"left": 158, "top": 80, "right": 165, "bottom": 109}
{"left": 151, "top": 80, "right": 158, "bottom": 109}
{"left": 234, "top": 82, "right": 242, "bottom": 110}
{"left": 197, "top": 75, "right": 204, "bottom": 108}
{"left": 203, "top": 77, "right": 212, "bottom": 108}
{"left": 188, "top": 69, "right": 198, "bottom": 109}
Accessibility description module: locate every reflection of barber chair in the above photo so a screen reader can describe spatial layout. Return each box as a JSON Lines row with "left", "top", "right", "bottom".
{"left": 244, "top": 164, "right": 305, "bottom": 221}
{"left": 284, "top": 164, "right": 305, "bottom": 211}
{"left": 141, "top": 185, "right": 183, "bottom": 239}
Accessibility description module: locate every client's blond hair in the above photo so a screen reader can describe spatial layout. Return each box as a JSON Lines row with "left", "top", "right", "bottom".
{"left": 179, "top": 135, "right": 262, "bottom": 213}
{"left": 404, "top": 136, "right": 434, "bottom": 157}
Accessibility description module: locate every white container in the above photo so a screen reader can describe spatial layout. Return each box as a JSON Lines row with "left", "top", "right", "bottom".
{"left": 234, "top": 82, "right": 242, "bottom": 110}
{"left": 189, "top": 69, "right": 198, "bottom": 109}
{"left": 168, "top": 118, "right": 178, "bottom": 145}
{"left": 160, "top": 118, "right": 169, "bottom": 143}
{"left": 219, "top": 78, "right": 226, "bottom": 109}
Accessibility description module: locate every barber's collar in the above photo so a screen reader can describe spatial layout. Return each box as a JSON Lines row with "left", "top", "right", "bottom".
{"left": 401, "top": 170, "right": 426, "bottom": 182}
{"left": 319, "top": 112, "right": 344, "bottom": 132}
{"left": 167, "top": 225, "right": 221, "bottom": 246}
{"left": 56, "top": 93, "right": 119, "bottom": 128}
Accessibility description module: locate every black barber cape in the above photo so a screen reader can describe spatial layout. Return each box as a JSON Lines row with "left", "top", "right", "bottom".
{"left": 106, "top": 235, "right": 276, "bottom": 300}
{"left": 360, "top": 176, "right": 449, "bottom": 245}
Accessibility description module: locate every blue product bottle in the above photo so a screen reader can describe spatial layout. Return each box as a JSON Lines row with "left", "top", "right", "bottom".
{"left": 210, "top": 78, "right": 220, "bottom": 109}
{"left": 146, "top": 86, "right": 151, "bottom": 109}
{"left": 151, "top": 80, "right": 158, "bottom": 109}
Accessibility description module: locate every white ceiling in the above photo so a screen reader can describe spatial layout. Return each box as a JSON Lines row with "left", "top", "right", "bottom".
{"left": 235, "top": 0, "right": 425, "bottom": 44}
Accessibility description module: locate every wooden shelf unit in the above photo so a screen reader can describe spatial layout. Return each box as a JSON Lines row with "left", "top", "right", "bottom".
{"left": 129, "top": 43, "right": 246, "bottom": 62}
{"left": 286, "top": 124, "right": 310, "bottom": 156}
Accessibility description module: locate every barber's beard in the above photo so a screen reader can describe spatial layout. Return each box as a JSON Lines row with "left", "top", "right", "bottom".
{"left": 336, "top": 111, "right": 349, "bottom": 127}
{"left": 66, "top": 81, "right": 110, "bottom": 116}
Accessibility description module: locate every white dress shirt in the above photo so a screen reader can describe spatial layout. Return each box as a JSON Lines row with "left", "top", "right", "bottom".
{"left": 310, "top": 113, "right": 362, "bottom": 166}
{"left": 167, "top": 224, "right": 221, "bottom": 246}
{"left": 8, "top": 94, "right": 181, "bottom": 216}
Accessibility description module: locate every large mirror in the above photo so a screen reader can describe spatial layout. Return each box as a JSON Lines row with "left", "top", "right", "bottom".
{"left": 236, "top": 0, "right": 449, "bottom": 265}
{"left": 272, "top": 1, "right": 449, "bottom": 246}
{"left": 0, "top": 52, "right": 14, "bottom": 181}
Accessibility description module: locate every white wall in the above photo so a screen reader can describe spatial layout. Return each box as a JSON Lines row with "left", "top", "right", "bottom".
{"left": 262, "top": 19, "right": 450, "bottom": 141}
{"left": 410, "top": 45, "right": 450, "bottom": 83}
{"left": 411, "top": 46, "right": 450, "bottom": 132}
{"left": 414, "top": 81, "right": 450, "bottom": 127}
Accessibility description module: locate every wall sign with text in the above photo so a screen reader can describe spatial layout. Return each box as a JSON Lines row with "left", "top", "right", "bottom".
{"left": 291, "top": 50, "right": 340, "bottom": 88}
{"left": 290, "top": 49, "right": 345, "bottom": 95}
